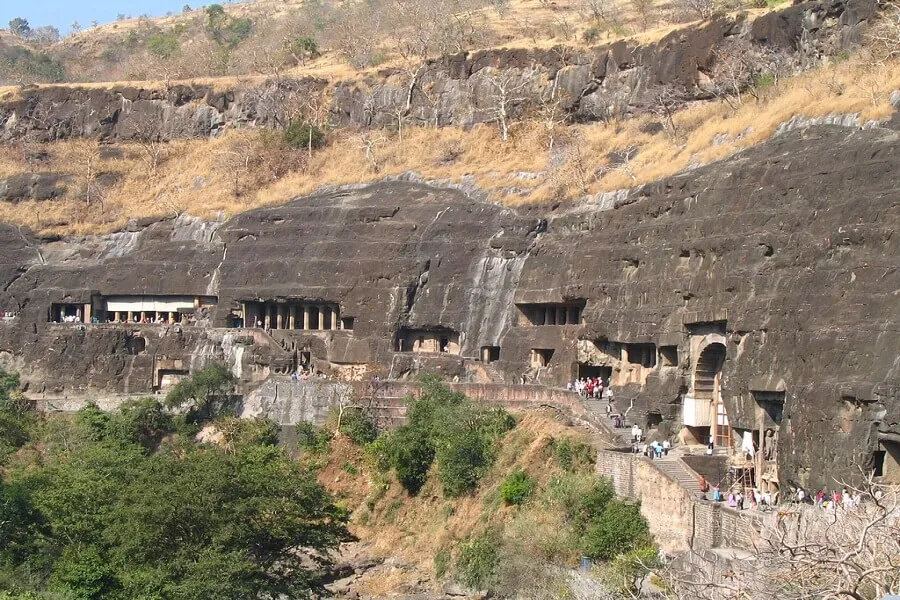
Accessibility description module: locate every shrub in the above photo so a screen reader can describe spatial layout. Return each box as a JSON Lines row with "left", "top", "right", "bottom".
{"left": 0, "top": 45, "right": 64, "bottom": 82}
{"left": 218, "top": 416, "right": 280, "bottom": 450}
{"left": 373, "top": 374, "right": 514, "bottom": 497}
{"left": 576, "top": 477, "right": 615, "bottom": 526}
{"left": 583, "top": 26, "right": 601, "bottom": 43}
{"left": 296, "top": 421, "right": 330, "bottom": 455}
{"left": 390, "top": 426, "right": 434, "bottom": 494}
{"left": 228, "top": 17, "right": 252, "bottom": 39}
{"left": 606, "top": 545, "right": 659, "bottom": 594}
{"left": 112, "top": 398, "right": 173, "bottom": 450}
{"left": 338, "top": 407, "right": 377, "bottom": 445}
{"left": 581, "top": 500, "right": 650, "bottom": 560}
{"left": 284, "top": 122, "right": 326, "bottom": 151}
{"left": 436, "top": 426, "right": 493, "bottom": 497}
{"left": 499, "top": 469, "right": 535, "bottom": 505}
{"left": 75, "top": 402, "right": 113, "bottom": 442}
{"left": 549, "top": 436, "right": 595, "bottom": 472}
{"left": 434, "top": 548, "right": 450, "bottom": 578}
{"left": 146, "top": 30, "right": 179, "bottom": 58}
{"left": 288, "top": 36, "right": 320, "bottom": 63}
{"left": 0, "top": 369, "right": 34, "bottom": 461}
{"left": 454, "top": 529, "right": 501, "bottom": 591}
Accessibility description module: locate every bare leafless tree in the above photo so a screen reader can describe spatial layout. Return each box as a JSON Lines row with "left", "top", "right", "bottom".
{"left": 674, "top": 0, "right": 719, "bottom": 21}
{"left": 483, "top": 66, "right": 539, "bottom": 142}
{"left": 357, "top": 132, "right": 387, "bottom": 172}
{"left": 664, "top": 477, "right": 900, "bottom": 600}
{"left": 125, "top": 108, "right": 169, "bottom": 179}
{"left": 71, "top": 140, "right": 105, "bottom": 208}
{"left": 868, "top": 0, "right": 900, "bottom": 63}
{"left": 654, "top": 85, "right": 683, "bottom": 140}
{"left": 535, "top": 85, "right": 570, "bottom": 150}
{"left": 217, "top": 135, "right": 254, "bottom": 198}
{"left": 631, "top": 0, "right": 657, "bottom": 31}
{"left": 578, "top": 0, "right": 626, "bottom": 32}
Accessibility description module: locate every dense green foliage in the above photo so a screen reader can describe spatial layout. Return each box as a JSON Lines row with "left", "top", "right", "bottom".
{"left": 447, "top": 472, "right": 652, "bottom": 594}
{"left": 0, "top": 368, "right": 349, "bottom": 599}
{"left": 547, "top": 435, "right": 595, "bottom": 472}
{"left": 582, "top": 499, "right": 651, "bottom": 560}
{"left": 204, "top": 4, "right": 252, "bottom": 48}
{"left": 338, "top": 407, "right": 378, "bottom": 445}
{"left": 163, "top": 362, "right": 235, "bottom": 423}
{"left": 499, "top": 469, "right": 534, "bottom": 505}
{"left": 454, "top": 529, "right": 502, "bottom": 591}
{"left": 296, "top": 421, "right": 331, "bottom": 455}
{"left": 368, "top": 374, "right": 515, "bottom": 497}
{"left": 284, "top": 122, "right": 326, "bottom": 151}
{"left": 0, "top": 44, "right": 64, "bottom": 82}
{"left": 146, "top": 30, "right": 180, "bottom": 59}
{"left": 288, "top": 36, "right": 320, "bottom": 63}
{"left": 0, "top": 371, "right": 33, "bottom": 462}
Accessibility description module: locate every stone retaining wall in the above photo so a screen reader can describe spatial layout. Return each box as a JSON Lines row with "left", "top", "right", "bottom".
{"left": 597, "top": 449, "right": 761, "bottom": 553}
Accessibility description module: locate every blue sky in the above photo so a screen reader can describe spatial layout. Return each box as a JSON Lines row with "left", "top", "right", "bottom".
{"left": 1, "top": 0, "right": 200, "bottom": 35}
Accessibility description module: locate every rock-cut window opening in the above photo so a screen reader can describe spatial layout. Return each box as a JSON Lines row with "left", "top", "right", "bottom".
{"left": 625, "top": 343, "right": 656, "bottom": 368}
{"left": 517, "top": 302, "right": 585, "bottom": 326}
{"left": 659, "top": 345, "right": 679, "bottom": 367}
{"left": 531, "top": 348, "right": 555, "bottom": 367}
{"left": 481, "top": 346, "right": 501, "bottom": 363}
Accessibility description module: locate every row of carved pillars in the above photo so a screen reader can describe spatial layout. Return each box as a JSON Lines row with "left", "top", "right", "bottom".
{"left": 243, "top": 302, "right": 340, "bottom": 331}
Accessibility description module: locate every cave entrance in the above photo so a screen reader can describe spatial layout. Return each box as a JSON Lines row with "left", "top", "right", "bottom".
{"left": 646, "top": 411, "right": 663, "bottom": 429}
{"left": 577, "top": 363, "right": 612, "bottom": 381}
{"left": 156, "top": 369, "right": 188, "bottom": 391}
{"left": 531, "top": 348, "right": 555, "bottom": 367}
{"left": 874, "top": 437, "right": 900, "bottom": 483}
{"left": 481, "top": 346, "right": 501, "bottom": 363}
{"left": 684, "top": 342, "right": 727, "bottom": 448}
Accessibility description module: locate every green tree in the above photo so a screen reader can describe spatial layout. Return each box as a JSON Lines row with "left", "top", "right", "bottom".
{"left": 338, "top": 407, "right": 377, "bottom": 445}
{"left": 164, "top": 363, "right": 235, "bottom": 423}
{"left": 287, "top": 36, "right": 320, "bottom": 65}
{"left": 1, "top": 411, "right": 348, "bottom": 598}
{"left": 373, "top": 374, "right": 513, "bottom": 497}
{"left": 146, "top": 30, "right": 180, "bottom": 59}
{"left": 8, "top": 18, "right": 30, "bottom": 37}
{"left": 0, "top": 369, "right": 33, "bottom": 462}
{"left": 388, "top": 426, "right": 434, "bottom": 494}
{"left": 284, "top": 122, "right": 325, "bottom": 151}
{"left": 581, "top": 500, "right": 651, "bottom": 560}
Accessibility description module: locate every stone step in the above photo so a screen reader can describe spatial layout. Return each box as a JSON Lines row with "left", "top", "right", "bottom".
{"left": 650, "top": 458, "right": 704, "bottom": 494}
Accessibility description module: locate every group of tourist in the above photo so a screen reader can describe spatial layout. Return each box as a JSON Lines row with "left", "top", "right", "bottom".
{"left": 698, "top": 476, "right": 779, "bottom": 510}
{"left": 796, "top": 487, "right": 866, "bottom": 509}
{"left": 633, "top": 439, "right": 671, "bottom": 459}
{"left": 566, "top": 377, "right": 611, "bottom": 399}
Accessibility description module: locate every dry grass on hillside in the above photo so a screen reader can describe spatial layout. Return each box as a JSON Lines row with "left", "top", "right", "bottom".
{"left": 5, "top": 0, "right": 791, "bottom": 86}
{"left": 317, "top": 410, "right": 598, "bottom": 574}
{"left": 1, "top": 56, "right": 897, "bottom": 236}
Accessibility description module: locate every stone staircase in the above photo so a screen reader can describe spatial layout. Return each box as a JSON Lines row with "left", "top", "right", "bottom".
{"left": 651, "top": 456, "right": 705, "bottom": 497}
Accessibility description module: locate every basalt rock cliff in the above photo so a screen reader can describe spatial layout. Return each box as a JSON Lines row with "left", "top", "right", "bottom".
{"left": 0, "top": 121, "right": 897, "bottom": 491}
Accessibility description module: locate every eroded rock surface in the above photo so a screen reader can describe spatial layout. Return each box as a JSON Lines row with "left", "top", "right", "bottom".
{"left": 0, "top": 124, "right": 897, "bottom": 491}
{"left": 0, "top": 0, "right": 876, "bottom": 142}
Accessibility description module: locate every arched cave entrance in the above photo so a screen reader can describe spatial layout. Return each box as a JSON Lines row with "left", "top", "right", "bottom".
{"left": 694, "top": 342, "right": 728, "bottom": 448}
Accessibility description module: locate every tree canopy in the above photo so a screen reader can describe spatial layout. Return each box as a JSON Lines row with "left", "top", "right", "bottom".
{"left": 0, "top": 366, "right": 349, "bottom": 599}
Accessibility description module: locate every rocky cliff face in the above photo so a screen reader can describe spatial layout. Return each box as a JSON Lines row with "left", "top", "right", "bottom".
{"left": 0, "top": 122, "right": 897, "bottom": 490}
{"left": 0, "top": 0, "right": 876, "bottom": 143}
